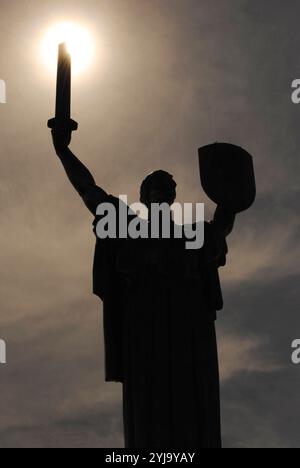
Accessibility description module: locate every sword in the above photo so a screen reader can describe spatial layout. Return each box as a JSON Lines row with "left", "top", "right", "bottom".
{"left": 48, "top": 42, "right": 78, "bottom": 132}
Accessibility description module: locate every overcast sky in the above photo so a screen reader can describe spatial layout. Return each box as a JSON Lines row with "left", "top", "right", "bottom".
{"left": 0, "top": 0, "right": 300, "bottom": 448}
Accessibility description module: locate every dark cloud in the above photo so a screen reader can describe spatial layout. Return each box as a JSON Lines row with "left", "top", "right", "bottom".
{"left": 219, "top": 273, "right": 300, "bottom": 448}
{"left": 0, "top": 0, "right": 299, "bottom": 448}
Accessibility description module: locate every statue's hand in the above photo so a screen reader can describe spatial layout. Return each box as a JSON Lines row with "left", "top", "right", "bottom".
{"left": 51, "top": 128, "right": 72, "bottom": 153}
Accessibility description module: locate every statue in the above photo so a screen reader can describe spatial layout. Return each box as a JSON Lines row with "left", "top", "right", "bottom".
{"left": 50, "top": 127, "right": 255, "bottom": 449}
{"left": 48, "top": 45, "right": 256, "bottom": 448}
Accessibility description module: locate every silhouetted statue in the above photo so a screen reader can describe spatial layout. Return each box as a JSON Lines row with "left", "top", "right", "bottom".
{"left": 51, "top": 128, "right": 255, "bottom": 449}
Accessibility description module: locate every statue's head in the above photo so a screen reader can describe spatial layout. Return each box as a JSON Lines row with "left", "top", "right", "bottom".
{"left": 140, "top": 170, "right": 177, "bottom": 208}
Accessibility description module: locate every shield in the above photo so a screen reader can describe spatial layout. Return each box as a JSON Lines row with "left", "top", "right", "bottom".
{"left": 198, "top": 142, "right": 256, "bottom": 213}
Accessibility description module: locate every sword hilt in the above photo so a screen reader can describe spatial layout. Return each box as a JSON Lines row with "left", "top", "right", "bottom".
{"left": 48, "top": 118, "right": 78, "bottom": 132}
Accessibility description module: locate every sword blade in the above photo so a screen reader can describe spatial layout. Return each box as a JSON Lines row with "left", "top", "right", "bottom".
{"left": 48, "top": 42, "right": 78, "bottom": 131}
{"left": 55, "top": 42, "right": 71, "bottom": 123}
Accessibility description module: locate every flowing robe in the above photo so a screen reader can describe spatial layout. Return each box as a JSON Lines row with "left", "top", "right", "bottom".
{"left": 91, "top": 194, "right": 230, "bottom": 449}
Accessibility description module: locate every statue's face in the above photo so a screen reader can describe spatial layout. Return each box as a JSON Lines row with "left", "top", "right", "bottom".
{"left": 142, "top": 182, "right": 176, "bottom": 208}
{"left": 140, "top": 170, "right": 177, "bottom": 208}
{"left": 148, "top": 188, "right": 170, "bottom": 205}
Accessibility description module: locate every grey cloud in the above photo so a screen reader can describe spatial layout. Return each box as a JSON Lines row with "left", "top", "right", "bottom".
{"left": 0, "top": 0, "right": 299, "bottom": 448}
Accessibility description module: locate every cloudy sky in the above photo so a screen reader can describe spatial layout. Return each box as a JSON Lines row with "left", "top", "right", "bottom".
{"left": 0, "top": 0, "right": 299, "bottom": 448}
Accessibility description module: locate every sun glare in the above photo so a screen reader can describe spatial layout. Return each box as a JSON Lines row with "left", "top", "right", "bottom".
{"left": 41, "top": 22, "right": 94, "bottom": 76}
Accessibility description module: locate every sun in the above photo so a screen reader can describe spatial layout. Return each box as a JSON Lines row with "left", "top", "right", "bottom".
{"left": 41, "top": 22, "right": 94, "bottom": 76}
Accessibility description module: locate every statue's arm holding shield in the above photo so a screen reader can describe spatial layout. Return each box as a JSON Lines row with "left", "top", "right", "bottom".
{"left": 199, "top": 142, "right": 256, "bottom": 243}
{"left": 198, "top": 143, "right": 256, "bottom": 311}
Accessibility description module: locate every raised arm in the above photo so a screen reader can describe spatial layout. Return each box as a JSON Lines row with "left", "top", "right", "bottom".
{"left": 204, "top": 206, "right": 236, "bottom": 268}
{"left": 51, "top": 128, "right": 107, "bottom": 215}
